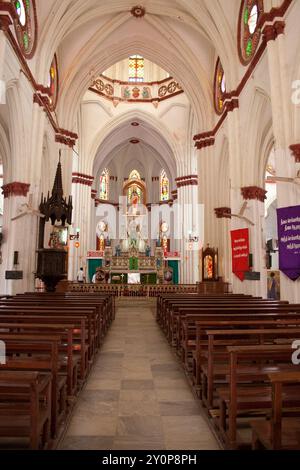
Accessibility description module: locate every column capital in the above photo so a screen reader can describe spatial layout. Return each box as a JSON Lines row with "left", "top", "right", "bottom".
{"left": 289, "top": 144, "right": 300, "bottom": 163}
{"left": 241, "top": 186, "right": 267, "bottom": 203}
{"left": 262, "top": 21, "right": 285, "bottom": 44}
{"left": 171, "top": 189, "right": 178, "bottom": 201}
{"left": 195, "top": 137, "right": 215, "bottom": 150}
{"left": 72, "top": 173, "right": 94, "bottom": 186}
{"left": 214, "top": 207, "right": 231, "bottom": 219}
{"left": 175, "top": 175, "right": 198, "bottom": 188}
{"left": 2, "top": 182, "right": 30, "bottom": 198}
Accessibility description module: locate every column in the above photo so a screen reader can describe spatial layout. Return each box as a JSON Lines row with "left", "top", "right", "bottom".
{"left": 69, "top": 174, "right": 94, "bottom": 280}
{"left": 264, "top": 21, "right": 300, "bottom": 302}
{"left": 176, "top": 175, "right": 199, "bottom": 284}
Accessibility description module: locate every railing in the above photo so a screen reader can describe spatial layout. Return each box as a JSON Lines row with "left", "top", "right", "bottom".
{"left": 89, "top": 75, "right": 184, "bottom": 105}
{"left": 67, "top": 283, "right": 197, "bottom": 297}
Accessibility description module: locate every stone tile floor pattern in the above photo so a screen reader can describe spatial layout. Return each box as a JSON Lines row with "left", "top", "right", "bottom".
{"left": 60, "top": 300, "right": 220, "bottom": 450}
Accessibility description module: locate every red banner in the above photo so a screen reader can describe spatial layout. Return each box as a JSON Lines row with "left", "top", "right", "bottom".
{"left": 230, "top": 228, "right": 249, "bottom": 281}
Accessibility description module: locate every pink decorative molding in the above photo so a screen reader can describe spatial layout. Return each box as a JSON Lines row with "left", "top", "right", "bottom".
{"left": 2, "top": 182, "right": 30, "bottom": 198}
{"left": 214, "top": 207, "right": 231, "bottom": 219}
{"left": 241, "top": 186, "right": 267, "bottom": 202}
{"left": 72, "top": 173, "right": 94, "bottom": 186}
{"left": 289, "top": 144, "right": 300, "bottom": 163}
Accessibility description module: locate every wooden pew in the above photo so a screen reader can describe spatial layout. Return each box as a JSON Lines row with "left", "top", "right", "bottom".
{"left": 0, "top": 291, "right": 115, "bottom": 449}
{"left": 0, "top": 302, "right": 99, "bottom": 356}
{"left": 157, "top": 293, "right": 252, "bottom": 325}
{"left": 0, "top": 313, "right": 88, "bottom": 381}
{"left": 170, "top": 303, "right": 299, "bottom": 347}
{"left": 192, "top": 318, "right": 300, "bottom": 392}
{"left": 251, "top": 371, "right": 300, "bottom": 450}
{"left": 217, "top": 344, "right": 300, "bottom": 449}
{"left": 0, "top": 371, "right": 51, "bottom": 449}
{"left": 180, "top": 311, "right": 300, "bottom": 370}
{"left": 0, "top": 306, "right": 94, "bottom": 365}
{"left": 202, "top": 328, "right": 300, "bottom": 409}
{"left": 0, "top": 322, "right": 77, "bottom": 395}
{"left": 0, "top": 334, "right": 65, "bottom": 438}
{"left": 16, "top": 292, "right": 114, "bottom": 337}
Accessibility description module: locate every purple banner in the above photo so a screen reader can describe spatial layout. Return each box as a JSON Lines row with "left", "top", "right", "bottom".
{"left": 277, "top": 205, "right": 300, "bottom": 281}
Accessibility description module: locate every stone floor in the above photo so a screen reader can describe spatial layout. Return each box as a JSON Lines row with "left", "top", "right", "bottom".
{"left": 60, "top": 300, "right": 220, "bottom": 450}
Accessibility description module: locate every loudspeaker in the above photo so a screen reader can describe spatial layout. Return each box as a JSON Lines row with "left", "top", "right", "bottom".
{"left": 249, "top": 253, "right": 253, "bottom": 268}
{"left": 13, "top": 251, "right": 19, "bottom": 266}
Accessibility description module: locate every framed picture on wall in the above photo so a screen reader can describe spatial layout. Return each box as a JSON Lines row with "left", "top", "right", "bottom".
{"left": 53, "top": 225, "right": 68, "bottom": 247}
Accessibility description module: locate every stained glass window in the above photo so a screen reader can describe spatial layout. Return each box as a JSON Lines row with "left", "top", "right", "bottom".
{"left": 48, "top": 55, "right": 58, "bottom": 111}
{"left": 99, "top": 168, "right": 109, "bottom": 200}
{"left": 160, "top": 170, "right": 170, "bottom": 201}
{"left": 238, "top": 0, "right": 263, "bottom": 65}
{"left": 11, "top": 0, "right": 37, "bottom": 58}
{"left": 128, "top": 55, "right": 144, "bottom": 82}
{"left": 214, "top": 58, "right": 226, "bottom": 115}
{"left": 129, "top": 169, "right": 141, "bottom": 180}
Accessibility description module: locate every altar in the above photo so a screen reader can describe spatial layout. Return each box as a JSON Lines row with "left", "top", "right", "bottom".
{"left": 87, "top": 248, "right": 180, "bottom": 285}
{"left": 87, "top": 169, "right": 180, "bottom": 284}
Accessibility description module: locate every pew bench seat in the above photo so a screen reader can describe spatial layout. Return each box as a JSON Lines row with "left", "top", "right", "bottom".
{"left": 0, "top": 371, "right": 52, "bottom": 449}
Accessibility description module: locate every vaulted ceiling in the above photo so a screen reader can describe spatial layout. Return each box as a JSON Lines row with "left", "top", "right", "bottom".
{"left": 31, "top": 0, "right": 243, "bottom": 132}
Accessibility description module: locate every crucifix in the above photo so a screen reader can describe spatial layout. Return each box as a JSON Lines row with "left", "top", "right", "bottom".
{"left": 121, "top": 273, "right": 125, "bottom": 284}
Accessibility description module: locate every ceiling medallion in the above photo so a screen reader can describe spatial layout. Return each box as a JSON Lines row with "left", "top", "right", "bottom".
{"left": 130, "top": 139, "right": 140, "bottom": 144}
{"left": 131, "top": 5, "right": 146, "bottom": 18}
{"left": 131, "top": 122, "right": 140, "bottom": 127}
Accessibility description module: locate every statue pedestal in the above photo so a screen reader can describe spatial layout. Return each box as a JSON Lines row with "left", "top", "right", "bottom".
{"left": 36, "top": 248, "right": 67, "bottom": 292}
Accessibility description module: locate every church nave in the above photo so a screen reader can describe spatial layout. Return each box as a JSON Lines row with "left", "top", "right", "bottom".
{"left": 60, "top": 301, "right": 219, "bottom": 451}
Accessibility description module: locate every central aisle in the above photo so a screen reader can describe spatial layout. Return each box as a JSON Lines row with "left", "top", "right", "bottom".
{"left": 61, "top": 300, "right": 220, "bottom": 450}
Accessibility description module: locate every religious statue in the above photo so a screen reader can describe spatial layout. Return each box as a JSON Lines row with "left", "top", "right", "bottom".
{"left": 145, "top": 244, "right": 151, "bottom": 257}
{"left": 94, "top": 268, "right": 107, "bottom": 284}
{"left": 115, "top": 244, "right": 121, "bottom": 257}
{"left": 138, "top": 238, "right": 145, "bottom": 253}
{"left": 204, "top": 255, "right": 213, "bottom": 279}
{"left": 121, "top": 237, "right": 129, "bottom": 252}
